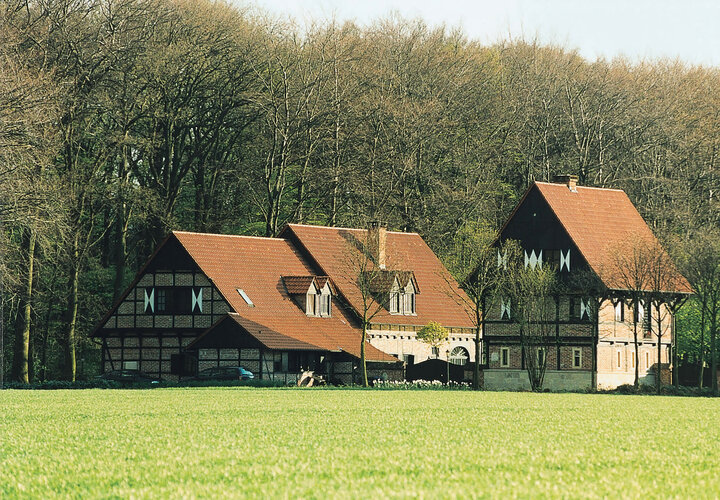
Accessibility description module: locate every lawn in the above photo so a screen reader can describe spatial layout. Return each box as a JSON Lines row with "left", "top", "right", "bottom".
{"left": 1, "top": 389, "right": 719, "bottom": 499}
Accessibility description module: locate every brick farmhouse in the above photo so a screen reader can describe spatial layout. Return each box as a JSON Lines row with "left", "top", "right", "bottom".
{"left": 483, "top": 175, "right": 692, "bottom": 390}
{"left": 92, "top": 224, "right": 475, "bottom": 384}
{"left": 93, "top": 176, "right": 691, "bottom": 389}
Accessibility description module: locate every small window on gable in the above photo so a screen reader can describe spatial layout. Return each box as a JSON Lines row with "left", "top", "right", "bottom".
{"left": 500, "top": 347, "right": 510, "bottom": 367}
{"left": 237, "top": 288, "right": 254, "bottom": 307}
{"left": 573, "top": 348, "right": 582, "bottom": 368}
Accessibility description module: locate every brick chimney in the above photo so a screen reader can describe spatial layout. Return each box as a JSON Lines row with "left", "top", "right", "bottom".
{"left": 553, "top": 174, "right": 578, "bottom": 192}
{"left": 368, "top": 221, "right": 387, "bottom": 269}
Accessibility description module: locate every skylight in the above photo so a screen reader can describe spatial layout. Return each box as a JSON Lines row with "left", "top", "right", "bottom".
{"left": 236, "top": 288, "right": 254, "bottom": 307}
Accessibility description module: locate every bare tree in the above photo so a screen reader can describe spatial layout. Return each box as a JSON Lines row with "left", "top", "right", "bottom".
{"left": 443, "top": 224, "right": 520, "bottom": 389}
{"left": 612, "top": 240, "right": 653, "bottom": 388}
{"left": 506, "top": 262, "right": 558, "bottom": 391}
{"left": 340, "top": 227, "right": 392, "bottom": 387}
{"left": 675, "top": 230, "right": 720, "bottom": 394}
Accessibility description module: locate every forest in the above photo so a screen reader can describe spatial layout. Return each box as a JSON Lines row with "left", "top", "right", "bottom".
{"left": 1, "top": 0, "right": 719, "bottom": 383}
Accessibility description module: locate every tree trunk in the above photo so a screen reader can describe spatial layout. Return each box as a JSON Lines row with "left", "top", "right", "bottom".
{"left": 633, "top": 300, "right": 639, "bottom": 388}
{"left": 711, "top": 311, "right": 717, "bottom": 396}
{"left": 699, "top": 304, "right": 706, "bottom": 388}
{"left": 473, "top": 300, "right": 482, "bottom": 390}
{"left": 656, "top": 302, "right": 662, "bottom": 394}
{"left": 62, "top": 242, "right": 80, "bottom": 382}
{"left": 112, "top": 205, "right": 128, "bottom": 301}
{"left": 0, "top": 214, "right": 4, "bottom": 389}
{"left": 11, "top": 226, "right": 36, "bottom": 384}
{"left": 360, "top": 319, "right": 369, "bottom": 387}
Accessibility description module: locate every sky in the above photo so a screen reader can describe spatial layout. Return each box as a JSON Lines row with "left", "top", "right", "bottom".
{"left": 244, "top": 0, "right": 720, "bottom": 67}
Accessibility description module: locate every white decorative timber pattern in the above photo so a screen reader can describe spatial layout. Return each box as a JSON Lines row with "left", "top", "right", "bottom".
{"left": 192, "top": 288, "right": 203, "bottom": 313}
{"left": 524, "top": 250, "right": 542, "bottom": 269}
{"left": 144, "top": 288, "right": 154, "bottom": 313}
{"left": 560, "top": 249, "right": 571, "bottom": 271}
{"left": 497, "top": 249, "right": 508, "bottom": 269}
{"left": 580, "top": 298, "right": 588, "bottom": 319}
{"left": 501, "top": 298, "right": 511, "bottom": 319}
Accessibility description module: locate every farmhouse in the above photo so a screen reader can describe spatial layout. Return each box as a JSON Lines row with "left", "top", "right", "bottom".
{"left": 483, "top": 175, "right": 692, "bottom": 390}
{"left": 92, "top": 224, "right": 475, "bottom": 383}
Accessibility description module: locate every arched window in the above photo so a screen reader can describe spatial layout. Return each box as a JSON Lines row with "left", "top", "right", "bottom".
{"left": 449, "top": 346, "right": 469, "bottom": 366}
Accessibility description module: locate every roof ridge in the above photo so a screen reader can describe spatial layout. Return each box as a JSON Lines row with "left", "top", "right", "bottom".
{"left": 173, "top": 230, "right": 286, "bottom": 242}
{"left": 535, "top": 181, "right": 626, "bottom": 193}
{"left": 286, "top": 223, "right": 419, "bottom": 236}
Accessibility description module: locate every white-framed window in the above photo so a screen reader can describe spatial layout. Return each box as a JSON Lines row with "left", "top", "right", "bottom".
{"left": 306, "top": 291, "right": 316, "bottom": 316}
{"left": 389, "top": 291, "right": 400, "bottom": 313}
{"left": 573, "top": 348, "right": 582, "bottom": 368}
{"left": 431, "top": 346, "right": 439, "bottom": 358}
{"left": 320, "top": 293, "right": 332, "bottom": 317}
{"left": 236, "top": 288, "right": 254, "bottom": 307}
{"left": 500, "top": 347, "right": 510, "bottom": 367}
{"left": 123, "top": 361, "right": 138, "bottom": 370}
{"left": 449, "top": 346, "right": 470, "bottom": 366}
{"left": 615, "top": 301, "right": 625, "bottom": 322}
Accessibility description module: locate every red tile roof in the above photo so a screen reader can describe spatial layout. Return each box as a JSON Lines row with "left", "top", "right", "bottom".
{"left": 173, "top": 231, "right": 396, "bottom": 362}
{"left": 280, "top": 224, "right": 475, "bottom": 328}
{"left": 187, "top": 313, "right": 322, "bottom": 351}
{"left": 281, "top": 276, "right": 333, "bottom": 295}
{"left": 533, "top": 182, "right": 692, "bottom": 293}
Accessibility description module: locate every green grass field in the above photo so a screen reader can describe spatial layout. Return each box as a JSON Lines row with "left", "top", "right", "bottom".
{"left": 1, "top": 389, "right": 719, "bottom": 499}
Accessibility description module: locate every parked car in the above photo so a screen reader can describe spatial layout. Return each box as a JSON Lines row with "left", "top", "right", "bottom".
{"left": 194, "top": 366, "right": 254, "bottom": 381}
{"left": 97, "top": 369, "right": 161, "bottom": 385}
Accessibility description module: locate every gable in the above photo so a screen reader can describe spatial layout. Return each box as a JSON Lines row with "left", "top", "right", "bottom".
{"left": 499, "top": 185, "right": 590, "bottom": 275}
{"left": 94, "top": 235, "right": 231, "bottom": 335}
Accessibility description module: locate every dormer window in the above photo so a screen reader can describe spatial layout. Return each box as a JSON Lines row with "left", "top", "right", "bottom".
{"left": 283, "top": 276, "right": 332, "bottom": 318}
{"left": 390, "top": 290, "right": 400, "bottom": 313}
{"left": 388, "top": 275, "right": 416, "bottom": 315}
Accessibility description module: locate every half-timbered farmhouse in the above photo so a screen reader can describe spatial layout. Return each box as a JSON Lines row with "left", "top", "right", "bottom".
{"left": 483, "top": 175, "right": 692, "bottom": 390}
{"left": 92, "top": 224, "right": 475, "bottom": 383}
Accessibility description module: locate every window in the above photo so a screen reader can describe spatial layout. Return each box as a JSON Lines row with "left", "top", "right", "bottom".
{"left": 616, "top": 350, "right": 622, "bottom": 369}
{"left": 123, "top": 361, "right": 138, "bottom": 370}
{"left": 573, "top": 348, "right": 582, "bottom": 368}
{"left": 274, "top": 352, "right": 289, "bottom": 372}
{"left": 536, "top": 348, "right": 546, "bottom": 367}
{"left": 145, "top": 287, "right": 193, "bottom": 314}
{"left": 403, "top": 292, "right": 416, "bottom": 315}
{"left": 431, "top": 346, "right": 439, "bottom": 358}
{"left": 569, "top": 297, "right": 579, "bottom": 320}
{"left": 236, "top": 288, "right": 254, "bottom": 307}
{"left": 403, "top": 354, "right": 415, "bottom": 366}
{"left": 500, "top": 347, "right": 510, "bottom": 367}
{"left": 157, "top": 288, "right": 167, "bottom": 312}
{"left": 631, "top": 351, "right": 636, "bottom": 369}
{"left": 545, "top": 249, "right": 561, "bottom": 270}
{"left": 320, "top": 294, "right": 332, "bottom": 317}
{"left": 634, "top": 300, "right": 645, "bottom": 324}
{"left": 615, "top": 302, "right": 625, "bottom": 322}
{"left": 389, "top": 291, "right": 400, "bottom": 313}
{"left": 449, "top": 346, "right": 470, "bottom": 366}
{"left": 645, "top": 351, "right": 650, "bottom": 368}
